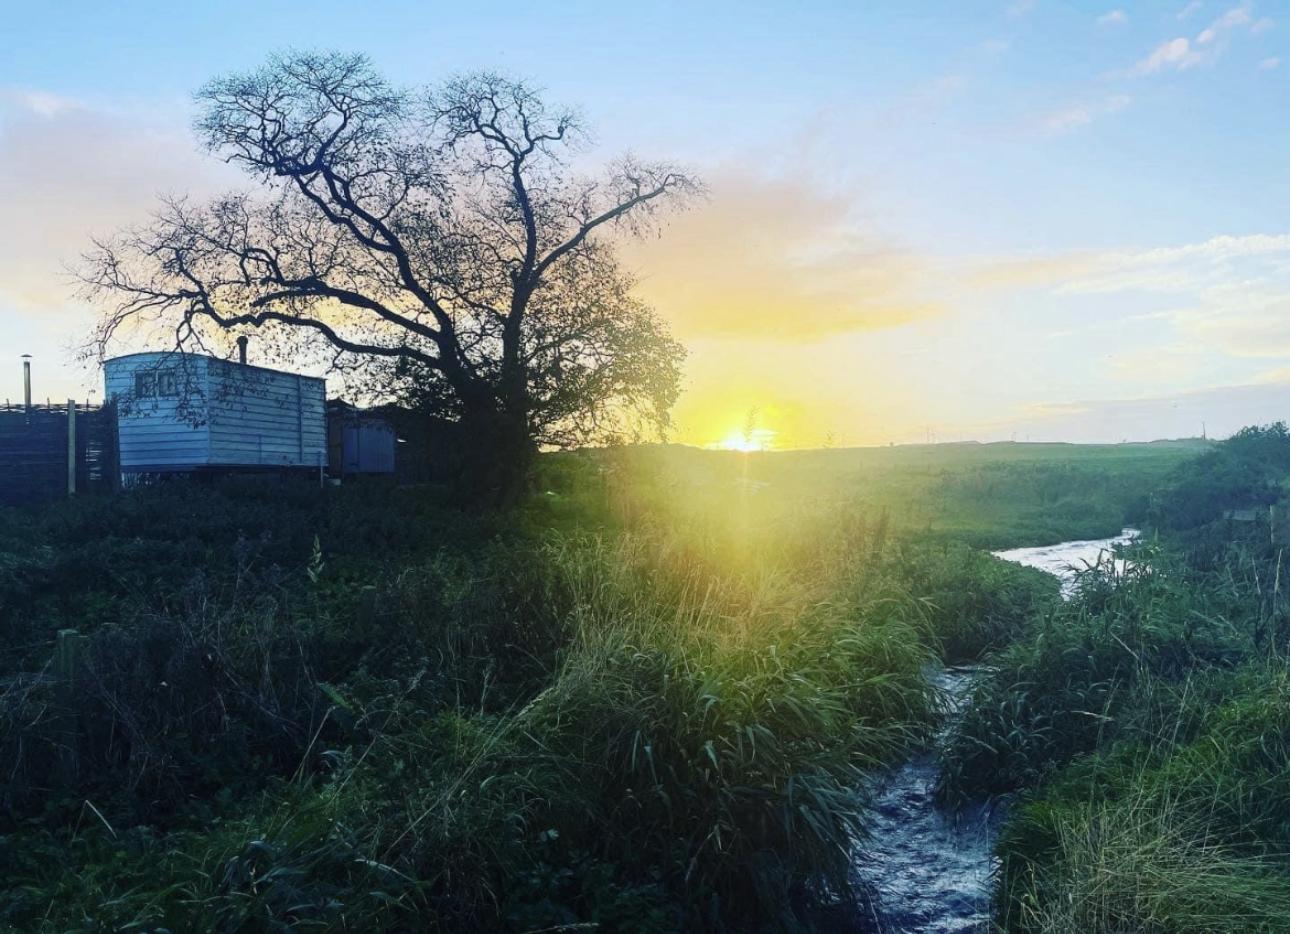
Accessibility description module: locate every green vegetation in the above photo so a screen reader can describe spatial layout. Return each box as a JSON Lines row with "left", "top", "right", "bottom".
{"left": 0, "top": 439, "right": 1211, "bottom": 931}
{"left": 582, "top": 439, "right": 1207, "bottom": 548}
{"left": 944, "top": 424, "right": 1290, "bottom": 932}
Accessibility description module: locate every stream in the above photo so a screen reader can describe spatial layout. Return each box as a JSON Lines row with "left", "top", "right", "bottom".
{"left": 852, "top": 528, "right": 1139, "bottom": 933}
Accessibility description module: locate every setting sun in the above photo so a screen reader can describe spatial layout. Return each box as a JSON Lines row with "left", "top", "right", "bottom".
{"left": 714, "top": 427, "right": 777, "bottom": 452}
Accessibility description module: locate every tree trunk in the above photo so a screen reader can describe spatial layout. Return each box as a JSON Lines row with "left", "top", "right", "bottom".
{"left": 454, "top": 402, "right": 535, "bottom": 509}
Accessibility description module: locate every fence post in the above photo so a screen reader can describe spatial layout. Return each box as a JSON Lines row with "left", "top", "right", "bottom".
{"left": 107, "top": 400, "right": 122, "bottom": 492}
{"left": 870, "top": 506, "right": 890, "bottom": 562}
{"left": 66, "top": 400, "right": 77, "bottom": 496}
{"left": 55, "top": 628, "right": 82, "bottom": 781}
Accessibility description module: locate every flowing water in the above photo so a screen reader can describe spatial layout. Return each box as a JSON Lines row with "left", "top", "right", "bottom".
{"left": 853, "top": 529, "right": 1138, "bottom": 933}
{"left": 993, "top": 528, "right": 1139, "bottom": 597}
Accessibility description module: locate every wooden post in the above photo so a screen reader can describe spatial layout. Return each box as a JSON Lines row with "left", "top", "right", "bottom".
{"left": 55, "top": 628, "right": 81, "bottom": 781}
{"left": 295, "top": 375, "right": 305, "bottom": 464}
{"left": 871, "top": 506, "right": 890, "bottom": 562}
{"left": 107, "top": 400, "right": 122, "bottom": 492}
{"left": 66, "top": 399, "right": 77, "bottom": 496}
{"left": 56, "top": 628, "right": 81, "bottom": 699}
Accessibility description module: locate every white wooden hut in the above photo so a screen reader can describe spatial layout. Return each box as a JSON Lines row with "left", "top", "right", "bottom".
{"left": 104, "top": 352, "right": 326, "bottom": 474}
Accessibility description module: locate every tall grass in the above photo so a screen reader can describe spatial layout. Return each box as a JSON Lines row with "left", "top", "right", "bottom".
{"left": 0, "top": 474, "right": 950, "bottom": 930}
{"left": 1009, "top": 792, "right": 1290, "bottom": 933}
{"left": 0, "top": 442, "right": 1184, "bottom": 931}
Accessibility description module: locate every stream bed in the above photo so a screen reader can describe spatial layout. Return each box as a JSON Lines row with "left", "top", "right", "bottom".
{"left": 853, "top": 528, "right": 1138, "bottom": 932}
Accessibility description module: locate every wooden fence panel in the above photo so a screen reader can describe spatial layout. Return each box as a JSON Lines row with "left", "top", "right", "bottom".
{"left": 0, "top": 403, "right": 118, "bottom": 506}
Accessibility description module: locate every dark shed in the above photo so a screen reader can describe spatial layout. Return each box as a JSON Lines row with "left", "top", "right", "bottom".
{"left": 327, "top": 402, "right": 396, "bottom": 475}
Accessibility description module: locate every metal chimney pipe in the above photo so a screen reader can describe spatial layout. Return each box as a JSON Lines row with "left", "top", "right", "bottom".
{"left": 21, "top": 354, "right": 31, "bottom": 412}
{"left": 236, "top": 336, "right": 248, "bottom": 365}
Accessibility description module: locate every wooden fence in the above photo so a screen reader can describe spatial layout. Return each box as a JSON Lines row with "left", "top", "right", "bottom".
{"left": 0, "top": 402, "right": 119, "bottom": 506}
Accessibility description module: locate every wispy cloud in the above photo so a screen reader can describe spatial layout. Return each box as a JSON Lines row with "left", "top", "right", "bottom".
{"left": 1132, "top": 36, "right": 1204, "bottom": 74}
{"left": 621, "top": 168, "right": 941, "bottom": 341}
{"left": 1196, "top": 4, "right": 1252, "bottom": 43}
{"left": 1097, "top": 9, "right": 1128, "bottom": 27}
{"left": 969, "top": 234, "right": 1290, "bottom": 394}
{"left": 0, "top": 88, "right": 81, "bottom": 118}
{"left": 1259, "top": 56, "right": 1281, "bottom": 69}
{"left": 1178, "top": 0, "right": 1204, "bottom": 19}
{"left": 1066, "top": 234, "right": 1290, "bottom": 292}
{"left": 966, "top": 253, "right": 1103, "bottom": 290}
{"left": 1041, "top": 93, "right": 1131, "bottom": 135}
{"left": 1007, "top": 0, "right": 1035, "bottom": 17}
{"left": 1130, "top": 4, "right": 1271, "bottom": 75}
{"left": 1043, "top": 106, "right": 1093, "bottom": 134}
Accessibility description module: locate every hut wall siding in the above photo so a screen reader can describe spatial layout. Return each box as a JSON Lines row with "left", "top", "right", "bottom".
{"left": 105, "top": 352, "right": 326, "bottom": 472}
{"left": 105, "top": 355, "right": 211, "bottom": 471}
{"left": 206, "top": 362, "right": 326, "bottom": 468}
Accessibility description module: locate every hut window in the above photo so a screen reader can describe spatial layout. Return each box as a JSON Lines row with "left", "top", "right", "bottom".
{"left": 135, "top": 369, "right": 179, "bottom": 398}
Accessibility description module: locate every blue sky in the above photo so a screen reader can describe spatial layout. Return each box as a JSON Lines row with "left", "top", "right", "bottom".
{"left": 2, "top": 1, "right": 1289, "bottom": 444}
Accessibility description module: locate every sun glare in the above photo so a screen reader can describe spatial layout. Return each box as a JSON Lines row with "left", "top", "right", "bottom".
{"left": 715, "top": 428, "right": 777, "bottom": 452}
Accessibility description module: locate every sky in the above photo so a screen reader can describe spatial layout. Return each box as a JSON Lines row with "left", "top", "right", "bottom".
{"left": 2, "top": 0, "right": 1289, "bottom": 447}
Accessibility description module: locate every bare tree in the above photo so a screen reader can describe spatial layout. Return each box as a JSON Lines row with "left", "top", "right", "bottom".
{"left": 84, "top": 52, "right": 699, "bottom": 502}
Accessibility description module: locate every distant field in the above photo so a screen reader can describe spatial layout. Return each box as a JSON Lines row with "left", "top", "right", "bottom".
{"left": 544, "top": 438, "right": 1212, "bottom": 549}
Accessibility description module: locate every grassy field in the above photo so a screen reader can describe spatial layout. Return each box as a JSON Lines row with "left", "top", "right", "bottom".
{"left": 0, "top": 436, "right": 1242, "bottom": 932}
{"left": 552, "top": 438, "right": 1209, "bottom": 547}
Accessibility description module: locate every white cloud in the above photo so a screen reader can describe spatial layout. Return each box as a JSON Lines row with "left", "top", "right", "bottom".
{"left": 1043, "top": 106, "right": 1092, "bottom": 134}
{"left": 1041, "top": 94, "right": 1131, "bottom": 135}
{"left": 0, "top": 88, "right": 81, "bottom": 118}
{"left": 1200, "top": 4, "right": 1253, "bottom": 41}
{"left": 1195, "top": 6, "right": 1251, "bottom": 44}
{"left": 1131, "top": 4, "right": 1267, "bottom": 76}
{"left": 1260, "top": 56, "right": 1281, "bottom": 69}
{"left": 1057, "top": 234, "right": 1290, "bottom": 294}
{"left": 964, "top": 233, "right": 1290, "bottom": 438}
{"left": 1178, "top": 0, "right": 1204, "bottom": 19}
{"left": 971, "top": 234, "right": 1290, "bottom": 303}
{"left": 1132, "top": 37, "right": 1203, "bottom": 74}
{"left": 1097, "top": 9, "right": 1128, "bottom": 26}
